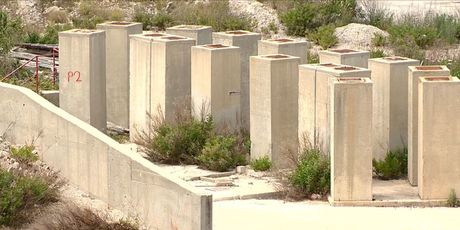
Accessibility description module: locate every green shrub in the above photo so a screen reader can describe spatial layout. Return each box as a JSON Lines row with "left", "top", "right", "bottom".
{"left": 280, "top": 3, "right": 318, "bottom": 36}
{"left": 250, "top": 156, "right": 272, "bottom": 172}
{"left": 308, "top": 24, "right": 338, "bottom": 49}
{"left": 25, "top": 24, "right": 73, "bottom": 44}
{"left": 197, "top": 136, "right": 246, "bottom": 172}
{"left": 307, "top": 51, "right": 319, "bottom": 64}
{"left": 372, "top": 33, "right": 387, "bottom": 47}
{"left": 0, "top": 169, "right": 58, "bottom": 227}
{"left": 357, "top": 1, "right": 394, "bottom": 30}
{"left": 10, "top": 145, "right": 38, "bottom": 164}
{"left": 373, "top": 148, "right": 407, "bottom": 180}
{"left": 391, "top": 35, "right": 426, "bottom": 61}
{"left": 370, "top": 49, "right": 386, "bottom": 58}
{"left": 447, "top": 189, "right": 459, "bottom": 207}
{"left": 72, "top": 2, "right": 125, "bottom": 29}
{"left": 290, "top": 148, "right": 330, "bottom": 196}
{"left": 0, "top": 11, "right": 23, "bottom": 55}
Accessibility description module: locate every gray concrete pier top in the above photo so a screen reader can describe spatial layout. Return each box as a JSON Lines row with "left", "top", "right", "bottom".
{"left": 258, "top": 38, "right": 310, "bottom": 64}
{"left": 319, "top": 49, "right": 370, "bottom": 68}
{"left": 166, "top": 25, "right": 212, "bottom": 45}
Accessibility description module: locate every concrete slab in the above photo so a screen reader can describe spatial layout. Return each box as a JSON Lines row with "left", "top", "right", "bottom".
{"left": 250, "top": 54, "right": 300, "bottom": 168}
{"left": 418, "top": 76, "right": 460, "bottom": 200}
{"left": 368, "top": 57, "right": 420, "bottom": 160}
{"left": 258, "top": 38, "right": 309, "bottom": 64}
{"left": 166, "top": 25, "right": 212, "bottom": 45}
{"left": 319, "top": 49, "right": 370, "bottom": 68}
{"left": 330, "top": 77, "right": 373, "bottom": 201}
{"left": 213, "top": 30, "right": 261, "bottom": 130}
{"left": 58, "top": 29, "right": 107, "bottom": 132}
{"left": 191, "top": 44, "right": 241, "bottom": 128}
{"left": 407, "top": 65, "right": 450, "bottom": 186}
{"left": 96, "top": 21, "right": 143, "bottom": 129}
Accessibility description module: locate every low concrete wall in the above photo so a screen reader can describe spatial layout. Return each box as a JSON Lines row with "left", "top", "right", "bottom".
{"left": 0, "top": 83, "right": 212, "bottom": 230}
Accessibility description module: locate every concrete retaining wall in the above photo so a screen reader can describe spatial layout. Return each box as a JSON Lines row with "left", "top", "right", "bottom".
{"left": 0, "top": 83, "right": 212, "bottom": 230}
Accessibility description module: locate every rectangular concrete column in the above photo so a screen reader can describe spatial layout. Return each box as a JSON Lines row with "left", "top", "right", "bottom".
{"left": 96, "top": 22, "right": 142, "bottom": 129}
{"left": 330, "top": 77, "right": 373, "bottom": 201}
{"left": 166, "top": 25, "right": 212, "bottom": 45}
{"left": 129, "top": 33, "right": 195, "bottom": 140}
{"left": 191, "top": 44, "right": 241, "bottom": 128}
{"left": 250, "top": 54, "right": 299, "bottom": 168}
{"left": 408, "top": 65, "right": 450, "bottom": 186}
{"left": 213, "top": 30, "right": 261, "bottom": 130}
{"left": 298, "top": 63, "right": 371, "bottom": 154}
{"left": 418, "top": 76, "right": 460, "bottom": 199}
{"left": 258, "top": 38, "right": 309, "bottom": 64}
{"left": 319, "top": 49, "right": 370, "bottom": 68}
{"left": 59, "top": 29, "right": 106, "bottom": 132}
{"left": 368, "top": 57, "right": 419, "bottom": 160}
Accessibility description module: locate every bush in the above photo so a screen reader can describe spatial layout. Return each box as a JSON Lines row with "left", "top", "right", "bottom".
{"left": 372, "top": 33, "right": 387, "bottom": 47}
{"left": 357, "top": 1, "right": 394, "bottom": 30}
{"left": 0, "top": 11, "right": 23, "bottom": 55}
{"left": 250, "top": 156, "right": 272, "bottom": 171}
{"left": 307, "top": 51, "right": 319, "bottom": 64}
{"left": 289, "top": 148, "right": 330, "bottom": 196}
{"left": 447, "top": 189, "right": 459, "bottom": 207}
{"left": 0, "top": 169, "right": 59, "bottom": 227}
{"left": 391, "top": 35, "right": 426, "bottom": 61}
{"left": 280, "top": 0, "right": 357, "bottom": 37}
{"left": 373, "top": 148, "right": 408, "bottom": 180}
{"left": 308, "top": 24, "right": 338, "bottom": 49}
{"left": 197, "top": 136, "right": 246, "bottom": 172}
{"left": 10, "top": 145, "right": 38, "bottom": 164}
{"left": 72, "top": 2, "right": 125, "bottom": 29}
{"left": 24, "top": 24, "right": 73, "bottom": 44}
{"left": 370, "top": 49, "right": 386, "bottom": 58}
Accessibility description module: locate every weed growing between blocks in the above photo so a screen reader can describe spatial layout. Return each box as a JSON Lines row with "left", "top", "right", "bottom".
{"left": 373, "top": 148, "right": 408, "bottom": 180}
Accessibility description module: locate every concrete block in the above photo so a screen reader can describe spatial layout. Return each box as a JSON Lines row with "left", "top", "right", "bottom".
{"left": 96, "top": 22, "right": 143, "bottom": 129}
{"left": 368, "top": 57, "right": 420, "bottom": 160}
{"left": 213, "top": 30, "right": 261, "bottom": 130}
{"left": 129, "top": 34, "right": 195, "bottom": 140}
{"left": 258, "top": 38, "right": 309, "bottom": 64}
{"left": 41, "top": 90, "right": 59, "bottom": 107}
{"left": 166, "top": 25, "right": 212, "bottom": 45}
{"left": 298, "top": 63, "right": 371, "bottom": 154}
{"left": 250, "top": 54, "right": 300, "bottom": 168}
{"left": 58, "top": 29, "right": 107, "bottom": 132}
{"left": 408, "top": 65, "right": 450, "bottom": 186}
{"left": 418, "top": 76, "right": 460, "bottom": 199}
{"left": 191, "top": 44, "right": 241, "bottom": 128}
{"left": 319, "top": 49, "right": 370, "bottom": 68}
{"left": 330, "top": 77, "right": 373, "bottom": 201}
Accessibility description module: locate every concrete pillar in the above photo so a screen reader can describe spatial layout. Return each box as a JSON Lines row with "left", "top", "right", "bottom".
{"left": 166, "top": 25, "right": 212, "bottom": 45}
{"left": 258, "top": 38, "right": 309, "bottom": 64}
{"left": 319, "top": 49, "right": 370, "bottom": 68}
{"left": 250, "top": 54, "right": 299, "bottom": 168}
{"left": 191, "top": 44, "right": 241, "bottom": 128}
{"left": 213, "top": 30, "right": 261, "bottom": 130}
{"left": 418, "top": 76, "right": 460, "bottom": 199}
{"left": 129, "top": 33, "right": 195, "bottom": 140}
{"left": 59, "top": 29, "right": 106, "bottom": 132}
{"left": 330, "top": 77, "right": 373, "bottom": 201}
{"left": 96, "top": 22, "right": 142, "bottom": 129}
{"left": 408, "top": 65, "right": 450, "bottom": 186}
{"left": 368, "top": 57, "right": 420, "bottom": 160}
{"left": 298, "top": 63, "right": 371, "bottom": 154}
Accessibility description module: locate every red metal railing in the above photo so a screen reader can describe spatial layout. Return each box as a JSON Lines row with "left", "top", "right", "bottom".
{"left": 1, "top": 47, "right": 59, "bottom": 93}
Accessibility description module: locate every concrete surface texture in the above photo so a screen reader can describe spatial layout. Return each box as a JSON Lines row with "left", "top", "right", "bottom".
{"left": 418, "top": 76, "right": 460, "bottom": 199}
{"left": 58, "top": 29, "right": 107, "bottom": 132}
{"left": 129, "top": 33, "right": 196, "bottom": 140}
{"left": 0, "top": 83, "right": 212, "bottom": 230}
{"left": 250, "top": 54, "right": 299, "bottom": 168}
{"left": 96, "top": 22, "right": 143, "bottom": 129}
{"left": 330, "top": 77, "right": 373, "bottom": 201}
{"left": 41, "top": 90, "right": 59, "bottom": 107}
{"left": 407, "top": 65, "right": 450, "bottom": 186}
{"left": 368, "top": 57, "right": 420, "bottom": 160}
{"left": 319, "top": 49, "right": 370, "bottom": 68}
{"left": 214, "top": 199, "right": 460, "bottom": 230}
{"left": 191, "top": 44, "right": 241, "bottom": 128}
{"left": 166, "top": 25, "right": 212, "bottom": 45}
{"left": 258, "top": 38, "right": 309, "bottom": 64}
{"left": 213, "top": 30, "right": 261, "bottom": 130}
{"left": 298, "top": 63, "right": 371, "bottom": 154}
